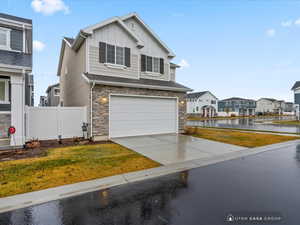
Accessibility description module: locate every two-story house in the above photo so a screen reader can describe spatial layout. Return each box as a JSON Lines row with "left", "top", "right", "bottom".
{"left": 57, "top": 13, "right": 191, "bottom": 140}
{"left": 186, "top": 91, "right": 218, "bottom": 117}
{"left": 45, "top": 83, "right": 60, "bottom": 106}
{"left": 218, "top": 97, "right": 256, "bottom": 116}
{"left": 256, "top": 98, "right": 285, "bottom": 115}
{"left": 0, "top": 13, "right": 33, "bottom": 146}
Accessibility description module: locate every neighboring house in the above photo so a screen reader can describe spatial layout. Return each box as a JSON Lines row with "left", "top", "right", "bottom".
{"left": 218, "top": 97, "right": 256, "bottom": 116}
{"left": 284, "top": 102, "right": 294, "bottom": 113}
{"left": 292, "top": 81, "right": 300, "bottom": 105}
{"left": 186, "top": 91, "right": 218, "bottom": 117}
{"left": 0, "top": 13, "right": 33, "bottom": 146}
{"left": 256, "top": 98, "right": 285, "bottom": 115}
{"left": 39, "top": 96, "right": 47, "bottom": 106}
{"left": 45, "top": 83, "right": 60, "bottom": 106}
{"left": 57, "top": 13, "right": 192, "bottom": 140}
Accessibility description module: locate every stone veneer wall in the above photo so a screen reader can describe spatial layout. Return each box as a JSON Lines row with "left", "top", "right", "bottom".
{"left": 0, "top": 113, "right": 11, "bottom": 138}
{"left": 92, "top": 85, "right": 187, "bottom": 138}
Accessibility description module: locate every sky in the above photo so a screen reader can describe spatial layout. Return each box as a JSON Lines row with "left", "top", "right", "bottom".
{"left": 2, "top": 0, "right": 300, "bottom": 104}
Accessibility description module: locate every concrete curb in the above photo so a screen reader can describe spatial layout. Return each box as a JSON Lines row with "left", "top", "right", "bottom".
{"left": 0, "top": 139, "right": 299, "bottom": 214}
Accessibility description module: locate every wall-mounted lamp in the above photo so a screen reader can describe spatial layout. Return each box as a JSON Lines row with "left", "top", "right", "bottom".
{"left": 180, "top": 100, "right": 185, "bottom": 105}
{"left": 99, "top": 97, "right": 108, "bottom": 103}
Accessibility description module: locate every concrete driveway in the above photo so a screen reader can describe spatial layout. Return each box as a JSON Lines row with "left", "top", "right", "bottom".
{"left": 112, "top": 133, "right": 246, "bottom": 165}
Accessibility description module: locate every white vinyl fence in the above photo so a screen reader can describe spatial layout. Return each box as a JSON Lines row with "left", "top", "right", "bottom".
{"left": 25, "top": 106, "right": 87, "bottom": 141}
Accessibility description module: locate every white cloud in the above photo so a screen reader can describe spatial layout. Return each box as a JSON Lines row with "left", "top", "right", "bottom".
{"left": 281, "top": 20, "right": 292, "bottom": 27}
{"left": 31, "top": 0, "right": 70, "bottom": 15}
{"left": 178, "top": 59, "right": 190, "bottom": 68}
{"left": 33, "top": 40, "right": 45, "bottom": 52}
{"left": 266, "top": 28, "right": 276, "bottom": 37}
{"left": 295, "top": 18, "right": 300, "bottom": 26}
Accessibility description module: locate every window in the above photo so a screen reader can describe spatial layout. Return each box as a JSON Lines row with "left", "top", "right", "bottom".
{"left": 153, "top": 57, "right": 160, "bottom": 73}
{"left": 107, "top": 44, "right": 115, "bottom": 64}
{"left": 0, "top": 27, "right": 10, "bottom": 50}
{"left": 144, "top": 56, "right": 161, "bottom": 73}
{"left": 211, "top": 100, "right": 216, "bottom": 104}
{"left": 146, "top": 56, "right": 153, "bottom": 72}
{"left": 0, "top": 79, "right": 9, "bottom": 103}
{"left": 54, "top": 88, "right": 60, "bottom": 96}
{"left": 116, "top": 46, "right": 124, "bottom": 65}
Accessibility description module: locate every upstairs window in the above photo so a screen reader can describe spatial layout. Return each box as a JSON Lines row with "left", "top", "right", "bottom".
{"left": 54, "top": 88, "right": 60, "bottom": 96}
{"left": 141, "top": 54, "right": 164, "bottom": 74}
{"left": 0, "top": 79, "right": 9, "bottom": 104}
{"left": 99, "top": 42, "right": 131, "bottom": 67}
{"left": 107, "top": 44, "right": 115, "bottom": 64}
{"left": 0, "top": 27, "right": 10, "bottom": 50}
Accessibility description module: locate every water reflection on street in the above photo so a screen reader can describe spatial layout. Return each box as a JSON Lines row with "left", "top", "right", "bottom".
{"left": 186, "top": 116, "right": 300, "bottom": 133}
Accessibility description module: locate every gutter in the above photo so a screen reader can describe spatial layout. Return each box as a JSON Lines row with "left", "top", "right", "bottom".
{"left": 90, "top": 81, "right": 96, "bottom": 138}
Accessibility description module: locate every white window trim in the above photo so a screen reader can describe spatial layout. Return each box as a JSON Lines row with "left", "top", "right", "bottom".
{"left": 105, "top": 43, "right": 127, "bottom": 67}
{"left": 0, "top": 27, "right": 11, "bottom": 51}
{"left": 0, "top": 79, "right": 10, "bottom": 104}
{"left": 144, "top": 55, "right": 161, "bottom": 75}
{"left": 53, "top": 88, "right": 60, "bottom": 97}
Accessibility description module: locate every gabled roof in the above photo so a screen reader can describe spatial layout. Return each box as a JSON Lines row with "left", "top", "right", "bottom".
{"left": 259, "top": 98, "right": 278, "bottom": 102}
{"left": 82, "top": 15, "right": 144, "bottom": 48}
{"left": 187, "top": 91, "right": 218, "bottom": 99}
{"left": 291, "top": 81, "right": 300, "bottom": 90}
{"left": 46, "top": 83, "right": 59, "bottom": 93}
{"left": 0, "top": 13, "right": 32, "bottom": 24}
{"left": 121, "top": 12, "right": 175, "bottom": 58}
{"left": 221, "top": 97, "right": 256, "bottom": 102}
{"left": 82, "top": 73, "right": 192, "bottom": 92}
{"left": 57, "top": 12, "right": 176, "bottom": 76}
{"left": 64, "top": 37, "right": 75, "bottom": 46}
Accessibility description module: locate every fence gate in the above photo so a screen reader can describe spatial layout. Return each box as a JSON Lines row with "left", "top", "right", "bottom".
{"left": 25, "top": 106, "right": 87, "bottom": 141}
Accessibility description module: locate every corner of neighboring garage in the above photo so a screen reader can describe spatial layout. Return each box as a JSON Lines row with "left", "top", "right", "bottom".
{"left": 91, "top": 85, "right": 187, "bottom": 139}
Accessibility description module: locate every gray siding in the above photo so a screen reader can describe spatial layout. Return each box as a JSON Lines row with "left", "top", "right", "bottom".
{"left": 294, "top": 94, "right": 300, "bottom": 105}
{"left": 10, "top": 29, "right": 23, "bottom": 51}
{"left": 0, "top": 50, "right": 32, "bottom": 67}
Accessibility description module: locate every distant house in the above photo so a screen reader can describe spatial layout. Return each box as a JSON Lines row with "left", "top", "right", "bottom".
{"left": 39, "top": 96, "right": 47, "bottom": 106}
{"left": 45, "top": 83, "right": 60, "bottom": 106}
{"left": 256, "top": 98, "right": 285, "bottom": 115}
{"left": 284, "top": 102, "right": 294, "bottom": 113}
{"left": 291, "top": 81, "right": 300, "bottom": 105}
{"left": 218, "top": 97, "right": 256, "bottom": 116}
{"left": 186, "top": 91, "right": 218, "bottom": 117}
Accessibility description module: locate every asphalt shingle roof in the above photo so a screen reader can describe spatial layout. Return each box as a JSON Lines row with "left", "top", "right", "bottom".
{"left": 64, "top": 37, "right": 75, "bottom": 45}
{"left": 292, "top": 81, "right": 300, "bottom": 90}
{"left": 187, "top": 91, "right": 208, "bottom": 98}
{"left": 84, "top": 73, "right": 192, "bottom": 92}
{"left": 0, "top": 13, "right": 32, "bottom": 24}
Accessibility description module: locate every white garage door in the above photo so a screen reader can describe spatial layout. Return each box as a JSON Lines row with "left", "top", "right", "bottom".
{"left": 109, "top": 95, "right": 178, "bottom": 138}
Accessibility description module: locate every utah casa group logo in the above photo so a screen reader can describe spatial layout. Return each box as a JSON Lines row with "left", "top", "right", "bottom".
{"left": 225, "top": 212, "right": 283, "bottom": 224}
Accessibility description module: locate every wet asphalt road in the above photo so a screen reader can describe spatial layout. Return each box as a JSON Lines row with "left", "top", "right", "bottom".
{"left": 187, "top": 117, "right": 300, "bottom": 133}
{"left": 1, "top": 143, "right": 300, "bottom": 225}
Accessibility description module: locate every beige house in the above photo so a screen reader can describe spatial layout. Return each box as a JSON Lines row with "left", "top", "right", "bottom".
{"left": 57, "top": 13, "right": 191, "bottom": 140}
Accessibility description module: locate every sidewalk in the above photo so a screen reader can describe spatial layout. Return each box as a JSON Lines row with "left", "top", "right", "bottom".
{"left": 0, "top": 139, "right": 299, "bottom": 214}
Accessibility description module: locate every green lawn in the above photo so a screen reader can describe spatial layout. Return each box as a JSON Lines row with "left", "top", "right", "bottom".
{"left": 0, "top": 143, "right": 160, "bottom": 198}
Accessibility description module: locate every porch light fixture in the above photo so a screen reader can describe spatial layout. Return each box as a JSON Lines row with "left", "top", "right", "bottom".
{"left": 180, "top": 100, "right": 185, "bottom": 105}
{"left": 100, "top": 97, "right": 108, "bottom": 103}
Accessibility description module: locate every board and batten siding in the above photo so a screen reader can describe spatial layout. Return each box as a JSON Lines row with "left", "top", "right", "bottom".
{"left": 89, "top": 45, "right": 139, "bottom": 79}
{"left": 87, "top": 18, "right": 171, "bottom": 81}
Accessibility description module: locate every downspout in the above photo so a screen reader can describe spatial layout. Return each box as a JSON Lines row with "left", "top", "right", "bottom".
{"left": 90, "top": 81, "right": 95, "bottom": 138}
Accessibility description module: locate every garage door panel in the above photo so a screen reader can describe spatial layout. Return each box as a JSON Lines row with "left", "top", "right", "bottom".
{"left": 110, "top": 96, "right": 177, "bottom": 138}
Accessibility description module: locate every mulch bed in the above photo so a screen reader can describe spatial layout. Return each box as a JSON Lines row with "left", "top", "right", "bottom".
{"left": 0, "top": 139, "right": 112, "bottom": 162}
